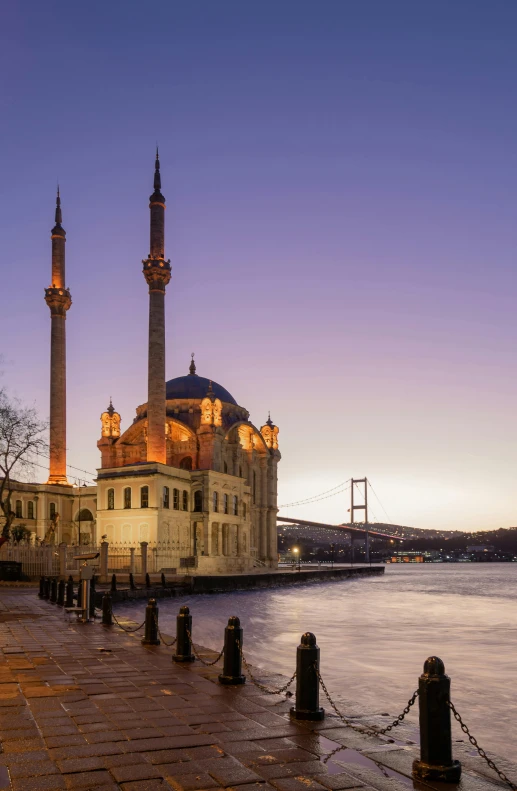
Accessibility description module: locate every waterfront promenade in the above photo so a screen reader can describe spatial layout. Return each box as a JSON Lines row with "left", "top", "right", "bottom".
{"left": 0, "top": 590, "right": 514, "bottom": 791}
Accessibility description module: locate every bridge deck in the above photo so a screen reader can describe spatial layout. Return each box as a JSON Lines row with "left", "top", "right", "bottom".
{"left": 276, "top": 515, "right": 403, "bottom": 540}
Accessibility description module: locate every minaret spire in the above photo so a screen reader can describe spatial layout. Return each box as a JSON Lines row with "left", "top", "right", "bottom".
{"left": 142, "top": 151, "right": 171, "bottom": 464}
{"left": 45, "top": 188, "right": 72, "bottom": 485}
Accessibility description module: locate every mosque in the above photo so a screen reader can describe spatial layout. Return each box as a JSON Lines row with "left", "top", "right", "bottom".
{"left": 7, "top": 154, "right": 281, "bottom": 573}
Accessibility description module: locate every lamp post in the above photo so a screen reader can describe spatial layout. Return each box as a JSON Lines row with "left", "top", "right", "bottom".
{"left": 293, "top": 546, "right": 301, "bottom": 572}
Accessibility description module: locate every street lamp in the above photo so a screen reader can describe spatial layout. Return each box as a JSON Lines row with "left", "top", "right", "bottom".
{"left": 293, "top": 546, "right": 301, "bottom": 572}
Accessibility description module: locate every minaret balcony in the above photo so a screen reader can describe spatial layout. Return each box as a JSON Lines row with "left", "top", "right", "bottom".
{"left": 142, "top": 257, "right": 171, "bottom": 291}
{"left": 44, "top": 287, "right": 72, "bottom": 316}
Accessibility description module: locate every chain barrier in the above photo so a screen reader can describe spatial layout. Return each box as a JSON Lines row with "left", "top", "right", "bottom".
{"left": 153, "top": 614, "right": 176, "bottom": 647}
{"left": 448, "top": 701, "right": 517, "bottom": 790}
{"left": 316, "top": 664, "right": 418, "bottom": 738}
{"left": 186, "top": 630, "right": 224, "bottom": 666}
{"left": 235, "top": 639, "right": 297, "bottom": 695}
{"left": 111, "top": 611, "right": 146, "bottom": 633}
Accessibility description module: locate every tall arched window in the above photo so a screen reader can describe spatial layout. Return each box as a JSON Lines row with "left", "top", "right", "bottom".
{"left": 49, "top": 502, "right": 56, "bottom": 519}
{"left": 27, "top": 501, "right": 34, "bottom": 520}
{"left": 193, "top": 491, "right": 202, "bottom": 512}
{"left": 141, "top": 486, "right": 149, "bottom": 508}
{"left": 163, "top": 486, "right": 170, "bottom": 508}
{"left": 180, "top": 456, "right": 192, "bottom": 470}
{"left": 213, "top": 491, "right": 219, "bottom": 513}
{"left": 124, "top": 487, "right": 131, "bottom": 509}
{"left": 223, "top": 494, "right": 229, "bottom": 514}
{"left": 107, "top": 489, "right": 114, "bottom": 510}
{"left": 223, "top": 461, "right": 228, "bottom": 474}
{"left": 232, "top": 495, "right": 238, "bottom": 516}
{"left": 15, "top": 500, "right": 22, "bottom": 518}
{"left": 173, "top": 488, "right": 180, "bottom": 510}
{"left": 182, "top": 490, "right": 188, "bottom": 511}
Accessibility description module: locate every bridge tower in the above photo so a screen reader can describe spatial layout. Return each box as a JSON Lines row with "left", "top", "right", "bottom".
{"left": 350, "top": 478, "right": 369, "bottom": 563}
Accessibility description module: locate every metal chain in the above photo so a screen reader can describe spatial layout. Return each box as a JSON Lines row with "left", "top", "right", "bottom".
{"left": 316, "top": 664, "right": 418, "bottom": 737}
{"left": 111, "top": 612, "right": 146, "bottom": 633}
{"left": 186, "top": 630, "right": 224, "bottom": 666}
{"left": 153, "top": 613, "right": 176, "bottom": 647}
{"left": 448, "top": 701, "right": 517, "bottom": 790}
{"left": 235, "top": 639, "right": 297, "bottom": 695}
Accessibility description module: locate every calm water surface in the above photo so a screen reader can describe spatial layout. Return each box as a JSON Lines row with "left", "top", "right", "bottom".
{"left": 117, "top": 564, "right": 516, "bottom": 758}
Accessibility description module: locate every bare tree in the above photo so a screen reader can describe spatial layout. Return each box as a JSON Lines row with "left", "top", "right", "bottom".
{"left": 0, "top": 389, "right": 47, "bottom": 545}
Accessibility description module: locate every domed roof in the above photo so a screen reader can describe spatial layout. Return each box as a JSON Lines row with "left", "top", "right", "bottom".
{"left": 165, "top": 374, "right": 237, "bottom": 406}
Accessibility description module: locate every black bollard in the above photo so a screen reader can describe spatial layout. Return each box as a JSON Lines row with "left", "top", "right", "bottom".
{"left": 111, "top": 574, "right": 117, "bottom": 593}
{"left": 57, "top": 579, "right": 65, "bottom": 606}
{"left": 290, "top": 632, "right": 324, "bottom": 720}
{"left": 161, "top": 572, "right": 166, "bottom": 588}
{"left": 38, "top": 576, "right": 45, "bottom": 598}
{"left": 129, "top": 573, "right": 137, "bottom": 591}
{"left": 102, "top": 592, "right": 113, "bottom": 626}
{"left": 145, "top": 572, "right": 151, "bottom": 589}
{"left": 65, "top": 576, "right": 74, "bottom": 608}
{"left": 43, "top": 577, "right": 50, "bottom": 600}
{"left": 173, "top": 605, "right": 194, "bottom": 663}
{"left": 141, "top": 598, "right": 160, "bottom": 645}
{"left": 412, "top": 657, "right": 461, "bottom": 783}
{"left": 50, "top": 577, "right": 57, "bottom": 603}
{"left": 218, "top": 616, "right": 246, "bottom": 685}
{"left": 89, "top": 576, "right": 96, "bottom": 618}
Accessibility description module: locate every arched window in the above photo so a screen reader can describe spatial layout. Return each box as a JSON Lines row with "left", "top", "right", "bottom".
{"left": 78, "top": 509, "right": 94, "bottom": 521}
{"left": 223, "top": 494, "right": 229, "bottom": 514}
{"left": 182, "top": 490, "right": 188, "bottom": 511}
{"left": 233, "top": 495, "right": 238, "bottom": 516}
{"left": 27, "top": 501, "right": 34, "bottom": 520}
{"left": 124, "top": 487, "right": 131, "bottom": 509}
{"left": 163, "top": 486, "right": 170, "bottom": 509}
{"left": 180, "top": 456, "right": 192, "bottom": 470}
{"left": 193, "top": 490, "right": 202, "bottom": 512}
{"left": 253, "top": 471, "right": 257, "bottom": 504}
{"left": 223, "top": 461, "right": 228, "bottom": 474}
{"left": 173, "top": 488, "right": 180, "bottom": 510}
{"left": 49, "top": 502, "right": 56, "bottom": 519}
{"left": 213, "top": 491, "right": 219, "bottom": 512}
{"left": 107, "top": 489, "right": 114, "bottom": 510}
{"left": 243, "top": 502, "right": 247, "bottom": 519}
{"left": 15, "top": 500, "right": 22, "bottom": 518}
{"left": 141, "top": 486, "right": 149, "bottom": 508}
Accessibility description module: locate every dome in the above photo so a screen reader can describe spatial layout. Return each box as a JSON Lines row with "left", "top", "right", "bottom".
{"left": 165, "top": 374, "right": 237, "bottom": 406}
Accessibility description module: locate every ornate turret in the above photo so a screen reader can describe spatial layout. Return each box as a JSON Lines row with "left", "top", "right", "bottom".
{"left": 45, "top": 188, "right": 72, "bottom": 485}
{"left": 142, "top": 150, "right": 171, "bottom": 464}
{"left": 189, "top": 353, "right": 196, "bottom": 375}
{"left": 260, "top": 413, "right": 279, "bottom": 449}
{"left": 100, "top": 398, "right": 121, "bottom": 438}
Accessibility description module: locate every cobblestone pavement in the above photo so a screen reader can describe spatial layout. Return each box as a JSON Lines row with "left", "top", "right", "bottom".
{"left": 0, "top": 591, "right": 514, "bottom": 791}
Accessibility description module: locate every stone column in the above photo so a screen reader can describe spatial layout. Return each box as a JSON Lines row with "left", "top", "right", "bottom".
{"left": 218, "top": 524, "right": 223, "bottom": 556}
{"left": 100, "top": 541, "right": 108, "bottom": 582}
{"left": 236, "top": 525, "right": 242, "bottom": 556}
{"left": 140, "top": 542, "right": 148, "bottom": 576}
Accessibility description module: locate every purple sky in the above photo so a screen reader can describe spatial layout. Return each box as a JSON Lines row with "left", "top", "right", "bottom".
{"left": 1, "top": 1, "right": 517, "bottom": 531}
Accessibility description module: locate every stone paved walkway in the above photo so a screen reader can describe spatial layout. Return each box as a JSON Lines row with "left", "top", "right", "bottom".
{"left": 0, "top": 590, "right": 514, "bottom": 791}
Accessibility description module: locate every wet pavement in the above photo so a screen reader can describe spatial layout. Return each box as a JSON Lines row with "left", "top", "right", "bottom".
{"left": 0, "top": 589, "right": 514, "bottom": 791}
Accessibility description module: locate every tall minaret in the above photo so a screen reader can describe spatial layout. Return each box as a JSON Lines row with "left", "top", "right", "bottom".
{"left": 142, "top": 150, "right": 171, "bottom": 464}
{"left": 44, "top": 188, "right": 72, "bottom": 485}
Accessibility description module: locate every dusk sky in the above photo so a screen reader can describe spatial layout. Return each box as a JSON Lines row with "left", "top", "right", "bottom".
{"left": 1, "top": 1, "right": 517, "bottom": 531}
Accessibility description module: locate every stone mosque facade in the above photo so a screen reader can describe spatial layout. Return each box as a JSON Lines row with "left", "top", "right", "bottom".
{"left": 6, "top": 155, "right": 280, "bottom": 573}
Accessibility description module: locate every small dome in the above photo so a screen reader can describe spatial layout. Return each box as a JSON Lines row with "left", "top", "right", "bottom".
{"left": 165, "top": 374, "right": 237, "bottom": 406}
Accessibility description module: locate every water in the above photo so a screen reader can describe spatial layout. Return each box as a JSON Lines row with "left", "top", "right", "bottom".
{"left": 116, "top": 564, "right": 517, "bottom": 758}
